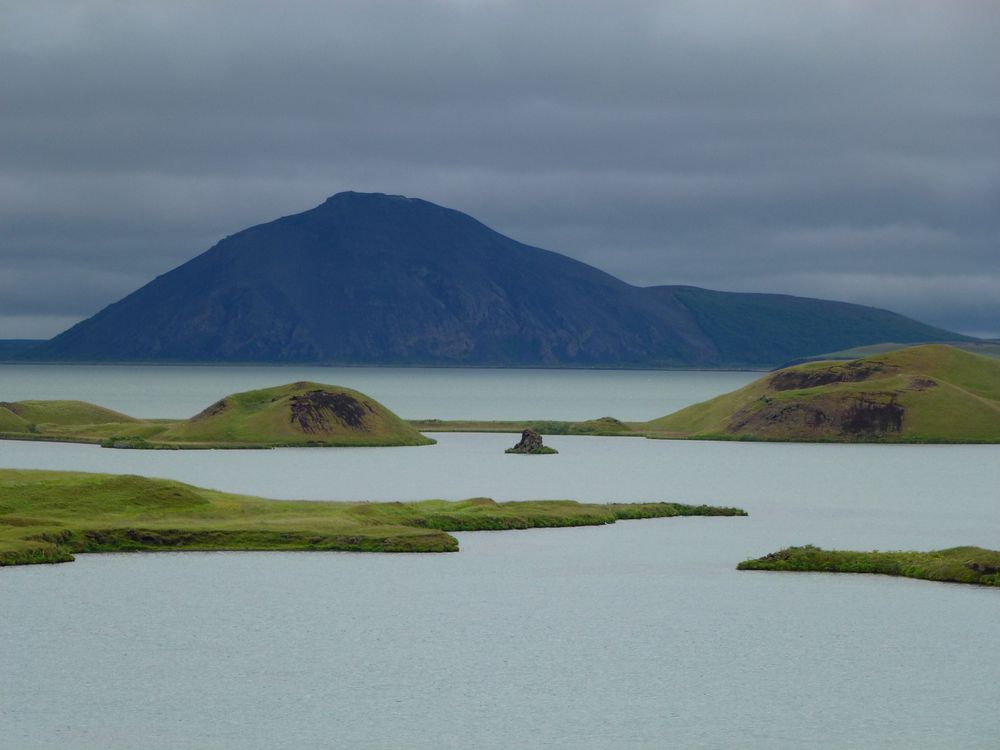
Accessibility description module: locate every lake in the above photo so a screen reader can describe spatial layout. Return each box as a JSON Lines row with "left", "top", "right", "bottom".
{"left": 1, "top": 365, "right": 998, "bottom": 749}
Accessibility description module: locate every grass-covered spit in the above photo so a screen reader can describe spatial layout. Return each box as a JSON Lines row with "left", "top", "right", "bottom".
{"left": 0, "top": 469, "right": 747, "bottom": 567}
{"left": 739, "top": 545, "right": 1000, "bottom": 587}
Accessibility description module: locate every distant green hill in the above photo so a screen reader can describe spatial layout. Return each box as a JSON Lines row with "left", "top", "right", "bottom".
{"left": 0, "top": 400, "right": 137, "bottom": 428}
{"left": 0, "top": 382, "right": 433, "bottom": 448}
{"left": 647, "top": 344, "right": 1000, "bottom": 442}
{"left": 786, "top": 339, "right": 1000, "bottom": 365}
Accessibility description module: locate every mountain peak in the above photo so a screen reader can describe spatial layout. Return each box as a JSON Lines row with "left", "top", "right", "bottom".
{"left": 323, "top": 190, "right": 418, "bottom": 205}
{"left": 31, "top": 194, "right": 965, "bottom": 366}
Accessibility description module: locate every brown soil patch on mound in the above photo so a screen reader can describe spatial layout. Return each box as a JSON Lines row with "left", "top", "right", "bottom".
{"left": 192, "top": 398, "right": 228, "bottom": 420}
{"left": 727, "top": 392, "right": 904, "bottom": 438}
{"left": 769, "top": 360, "right": 897, "bottom": 391}
{"left": 289, "top": 391, "right": 375, "bottom": 433}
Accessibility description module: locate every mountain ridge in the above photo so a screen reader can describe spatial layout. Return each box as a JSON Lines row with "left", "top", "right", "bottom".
{"left": 29, "top": 191, "right": 967, "bottom": 367}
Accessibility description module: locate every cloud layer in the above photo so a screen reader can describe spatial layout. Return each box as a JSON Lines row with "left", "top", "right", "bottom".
{"left": 2, "top": 0, "right": 998, "bottom": 338}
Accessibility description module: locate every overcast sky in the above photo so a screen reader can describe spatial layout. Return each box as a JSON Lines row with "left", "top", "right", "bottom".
{"left": 2, "top": 0, "right": 998, "bottom": 338}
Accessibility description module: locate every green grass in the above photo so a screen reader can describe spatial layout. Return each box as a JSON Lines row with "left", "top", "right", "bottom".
{"left": 804, "top": 340, "right": 1000, "bottom": 363}
{"left": 0, "top": 469, "right": 747, "bottom": 567}
{"left": 646, "top": 344, "right": 1000, "bottom": 443}
{"left": 0, "top": 399, "right": 138, "bottom": 426}
{"left": 0, "top": 382, "right": 433, "bottom": 449}
{"left": 738, "top": 545, "right": 1000, "bottom": 587}
{"left": 0, "top": 407, "right": 30, "bottom": 433}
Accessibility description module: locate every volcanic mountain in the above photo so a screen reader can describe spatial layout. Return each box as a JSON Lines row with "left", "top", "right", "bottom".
{"left": 32, "top": 192, "right": 965, "bottom": 367}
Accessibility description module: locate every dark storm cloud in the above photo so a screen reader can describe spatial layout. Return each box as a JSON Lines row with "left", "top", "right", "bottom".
{"left": 2, "top": 0, "right": 998, "bottom": 337}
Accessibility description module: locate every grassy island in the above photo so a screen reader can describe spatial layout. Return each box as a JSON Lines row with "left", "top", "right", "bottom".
{"left": 0, "top": 469, "right": 747, "bottom": 567}
{"left": 0, "top": 382, "right": 433, "bottom": 449}
{"left": 739, "top": 545, "right": 1000, "bottom": 587}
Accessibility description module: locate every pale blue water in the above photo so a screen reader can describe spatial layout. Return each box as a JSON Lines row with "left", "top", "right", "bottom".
{"left": 1, "top": 366, "right": 998, "bottom": 749}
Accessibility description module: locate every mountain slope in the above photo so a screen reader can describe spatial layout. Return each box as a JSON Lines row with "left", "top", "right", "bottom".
{"left": 648, "top": 344, "right": 1000, "bottom": 442}
{"left": 33, "top": 192, "right": 965, "bottom": 367}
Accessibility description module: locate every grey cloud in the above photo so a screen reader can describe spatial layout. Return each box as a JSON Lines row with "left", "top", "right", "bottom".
{"left": 1, "top": 0, "right": 998, "bottom": 338}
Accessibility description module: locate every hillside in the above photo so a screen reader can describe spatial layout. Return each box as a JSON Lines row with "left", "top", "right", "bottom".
{"left": 0, "top": 400, "right": 137, "bottom": 428}
{"left": 0, "top": 340, "right": 45, "bottom": 361}
{"left": 648, "top": 344, "right": 1000, "bottom": 442}
{"left": 30, "top": 192, "right": 963, "bottom": 367}
{"left": 0, "top": 382, "right": 433, "bottom": 448}
{"left": 0, "top": 469, "right": 747, "bottom": 566}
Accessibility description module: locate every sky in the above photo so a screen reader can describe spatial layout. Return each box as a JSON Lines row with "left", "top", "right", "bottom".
{"left": 2, "top": 0, "right": 998, "bottom": 339}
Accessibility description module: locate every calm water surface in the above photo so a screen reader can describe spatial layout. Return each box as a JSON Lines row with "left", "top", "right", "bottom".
{"left": 1, "top": 365, "right": 998, "bottom": 749}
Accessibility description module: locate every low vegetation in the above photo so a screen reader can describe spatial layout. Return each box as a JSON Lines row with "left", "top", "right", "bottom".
{"left": 803, "top": 340, "right": 1000, "bottom": 363}
{"left": 0, "top": 382, "right": 433, "bottom": 449}
{"left": 0, "top": 469, "right": 747, "bottom": 567}
{"left": 738, "top": 545, "right": 1000, "bottom": 587}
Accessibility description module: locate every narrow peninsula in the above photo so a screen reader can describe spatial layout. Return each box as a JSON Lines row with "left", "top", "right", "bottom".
{"left": 0, "top": 469, "right": 747, "bottom": 567}
{"left": 739, "top": 545, "right": 1000, "bottom": 588}
{"left": 0, "top": 382, "right": 433, "bottom": 449}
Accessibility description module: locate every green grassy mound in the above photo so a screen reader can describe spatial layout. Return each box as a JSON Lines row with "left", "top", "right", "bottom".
{"left": 0, "top": 469, "right": 747, "bottom": 566}
{"left": 0, "top": 407, "right": 31, "bottom": 433}
{"left": 646, "top": 344, "right": 1000, "bottom": 442}
{"left": 738, "top": 545, "right": 1000, "bottom": 587}
{"left": 0, "top": 400, "right": 136, "bottom": 430}
{"left": 0, "top": 382, "right": 433, "bottom": 448}
{"left": 156, "top": 382, "right": 432, "bottom": 447}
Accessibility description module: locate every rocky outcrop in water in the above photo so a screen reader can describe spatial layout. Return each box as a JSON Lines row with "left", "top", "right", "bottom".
{"left": 505, "top": 428, "right": 557, "bottom": 455}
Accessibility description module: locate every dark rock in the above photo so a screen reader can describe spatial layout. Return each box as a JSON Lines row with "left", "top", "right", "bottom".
{"left": 726, "top": 392, "right": 904, "bottom": 437}
{"left": 965, "top": 561, "right": 1000, "bottom": 575}
{"left": 768, "top": 360, "right": 895, "bottom": 391}
{"left": 288, "top": 390, "right": 373, "bottom": 432}
{"left": 505, "top": 428, "right": 557, "bottom": 455}
{"left": 192, "top": 398, "right": 228, "bottom": 420}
